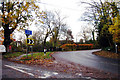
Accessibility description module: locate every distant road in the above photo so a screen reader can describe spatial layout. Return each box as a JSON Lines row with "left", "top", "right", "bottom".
{"left": 53, "top": 49, "right": 120, "bottom": 74}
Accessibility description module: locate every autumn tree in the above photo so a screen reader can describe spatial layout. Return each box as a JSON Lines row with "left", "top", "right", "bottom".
{"left": 80, "top": 0, "right": 119, "bottom": 48}
{"left": 97, "top": 1, "right": 119, "bottom": 47}
{"left": 0, "top": 1, "right": 40, "bottom": 52}
{"left": 106, "top": 2, "right": 120, "bottom": 43}
{"left": 109, "top": 14, "right": 120, "bottom": 43}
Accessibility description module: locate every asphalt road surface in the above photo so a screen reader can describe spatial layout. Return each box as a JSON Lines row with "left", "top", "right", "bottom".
{"left": 53, "top": 49, "right": 120, "bottom": 74}
{"left": 0, "top": 53, "right": 2, "bottom": 80}
{"left": 2, "top": 59, "right": 77, "bottom": 78}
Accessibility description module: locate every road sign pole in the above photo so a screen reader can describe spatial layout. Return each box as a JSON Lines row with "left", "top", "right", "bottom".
{"left": 26, "top": 34, "right": 29, "bottom": 58}
{"left": 32, "top": 46, "right": 33, "bottom": 58}
{"left": 30, "top": 46, "right": 33, "bottom": 58}
{"left": 25, "top": 30, "right": 34, "bottom": 58}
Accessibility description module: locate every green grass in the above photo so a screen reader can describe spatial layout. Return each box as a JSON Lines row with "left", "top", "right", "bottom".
{"left": 3, "top": 52, "right": 25, "bottom": 58}
{"left": 20, "top": 52, "right": 53, "bottom": 60}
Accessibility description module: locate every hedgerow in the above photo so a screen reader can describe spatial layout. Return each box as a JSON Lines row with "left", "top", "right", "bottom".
{"left": 60, "top": 44, "right": 93, "bottom": 51}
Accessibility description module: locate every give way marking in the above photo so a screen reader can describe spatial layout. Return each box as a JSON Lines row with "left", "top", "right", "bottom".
{"left": 4, "top": 65, "right": 58, "bottom": 78}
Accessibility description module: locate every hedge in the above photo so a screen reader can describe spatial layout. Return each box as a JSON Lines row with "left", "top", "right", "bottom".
{"left": 60, "top": 44, "right": 93, "bottom": 51}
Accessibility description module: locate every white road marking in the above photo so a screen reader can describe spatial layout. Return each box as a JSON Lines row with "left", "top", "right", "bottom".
{"left": 39, "top": 73, "right": 51, "bottom": 78}
{"left": 5, "top": 65, "right": 34, "bottom": 77}
{"left": 53, "top": 72, "right": 58, "bottom": 75}
{"left": 12, "top": 66, "right": 32, "bottom": 70}
{"left": 4, "top": 65, "right": 59, "bottom": 78}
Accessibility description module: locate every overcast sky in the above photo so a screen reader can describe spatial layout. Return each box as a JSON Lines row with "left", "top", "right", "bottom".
{"left": 38, "top": 0, "right": 93, "bottom": 42}
{"left": 15, "top": 0, "right": 104, "bottom": 41}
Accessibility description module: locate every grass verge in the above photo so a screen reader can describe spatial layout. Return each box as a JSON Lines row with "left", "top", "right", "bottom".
{"left": 93, "top": 51, "right": 119, "bottom": 59}
{"left": 20, "top": 52, "right": 53, "bottom": 61}
{"left": 3, "top": 52, "right": 25, "bottom": 59}
{"left": 13, "top": 52, "right": 54, "bottom": 65}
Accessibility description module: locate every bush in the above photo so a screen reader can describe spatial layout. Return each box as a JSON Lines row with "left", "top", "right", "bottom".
{"left": 60, "top": 44, "right": 77, "bottom": 51}
{"left": 60, "top": 44, "right": 93, "bottom": 51}
{"left": 76, "top": 44, "right": 93, "bottom": 50}
{"left": 103, "top": 47, "right": 114, "bottom": 52}
{"left": 118, "top": 45, "right": 120, "bottom": 52}
{"left": 33, "top": 45, "right": 43, "bottom": 52}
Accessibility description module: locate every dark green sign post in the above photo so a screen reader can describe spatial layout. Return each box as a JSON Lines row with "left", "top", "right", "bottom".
{"left": 26, "top": 38, "right": 34, "bottom": 58}
{"left": 25, "top": 30, "right": 33, "bottom": 58}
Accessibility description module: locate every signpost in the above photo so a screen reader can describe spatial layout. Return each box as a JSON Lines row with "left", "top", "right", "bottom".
{"left": 25, "top": 30, "right": 33, "bottom": 58}
{"left": 30, "top": 46, "right": 33, "bottom": 57}
{"left": 25, "top": 30, "right": 32, "bottom": 35}
{"left": 27, "top": 38, "right": 34, "bottom": 45}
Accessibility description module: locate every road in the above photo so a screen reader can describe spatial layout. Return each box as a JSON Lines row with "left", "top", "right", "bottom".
{"left": 1, "top": 50, "right": 119, "bottom": 79}
{"left": 53, "top": 49, "right": 120, "bottom": 74}
{"left": 0, "top": 53, "right": 2, "bottom": 80}
{"left": 2, "top": 59, "right": 76, "bottom": 78}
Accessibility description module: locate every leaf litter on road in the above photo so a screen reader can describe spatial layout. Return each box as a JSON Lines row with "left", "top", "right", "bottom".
{"left": 5, "top": 52, "right": 120, "bottom": 79}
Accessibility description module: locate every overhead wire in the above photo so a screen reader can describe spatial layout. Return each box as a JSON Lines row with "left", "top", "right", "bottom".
{"left": 36, "top": 1, "right": 81, "bottom": 12}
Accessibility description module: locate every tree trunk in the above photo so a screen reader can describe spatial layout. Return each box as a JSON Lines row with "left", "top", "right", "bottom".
{"left": 92, "top": 31, "right": 95, "bottom": 41}
{"left": 3, "top": 25, "right": 12, "bottom": 53}
{"left": 43, "top": 33, "right": 49, "bottom": 49}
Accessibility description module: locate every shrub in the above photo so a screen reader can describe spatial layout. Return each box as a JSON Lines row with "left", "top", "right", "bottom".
{"left": 76, "top": 44, "right": 93, "bottom": 50}
{"left": 60, "top": 44, "right": 93, "bottom": 51}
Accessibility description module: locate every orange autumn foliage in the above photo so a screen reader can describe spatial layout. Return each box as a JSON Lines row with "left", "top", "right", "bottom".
{"left": 60, "top": 44, "right": 93, "bottom": 51}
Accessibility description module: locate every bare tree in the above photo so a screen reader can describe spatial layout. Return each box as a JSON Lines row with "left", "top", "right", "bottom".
{"left": 35, "top": 10, "right": 69, "bottom": 48}
{"left": 31, "top": 30, "right": 44, "bottom": 45}
{"left": 39, "top": 11, "right": 56, "bottom": 48}
{"left": 50, "top": 11, "right": 68, "bottom": 47}
{"left": 66, "top": 29, "right": 74, "bottom": 41}
{"left": 78, "top": 26, "right": 93, "bottom": 42}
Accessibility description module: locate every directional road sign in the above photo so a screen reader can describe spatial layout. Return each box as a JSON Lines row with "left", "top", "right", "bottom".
{"left": 25, "top": 30, "right": 32, "bottom": 35}
{"left": 27, "top": 38, "right": 34, "bottom": 45}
